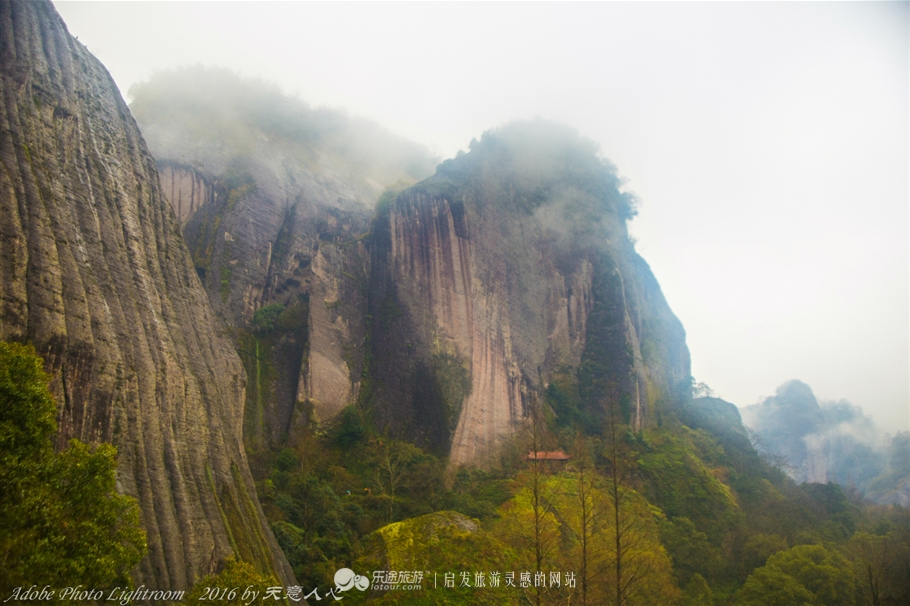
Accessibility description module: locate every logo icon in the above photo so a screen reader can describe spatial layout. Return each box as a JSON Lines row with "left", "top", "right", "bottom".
{"left": 335, "top": 568, "right": 370, "bottom": 593}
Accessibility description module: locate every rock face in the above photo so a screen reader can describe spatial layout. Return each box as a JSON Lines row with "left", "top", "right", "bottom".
{"left": 131, "top": 72, "right": 690, "bottom": 468}
{"left": 0, "top": 0, "right": 292, "bottom": 588}
{"left": 158, "top": 162, "right": 212, "bottom": 225}
{"left": 743, "top": 380, "right": 894, "bottom": 495}
{"left": 370, "top": 122, "right": 691, "bottom": 465}
{"left": 128, "top": 68, "right": 436, "bottom": 445}
{"left": 742, "top": 380, "right": 833, "bottom": 484}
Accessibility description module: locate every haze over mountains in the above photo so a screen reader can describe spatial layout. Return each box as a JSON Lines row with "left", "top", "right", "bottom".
{"left": 129, "top": 66, "right": 906, "bottom": 503}
{"left": 2, "top": 2, "right": 907, "bottom": 602}
{"left": 742, "top": 380, "right": 910, "bottom": 506}
{"left": 51, "top": 0, "right": 910, "bottom": 437}
{"left": 129, "top": 66, "right": 690, "bottom": 469}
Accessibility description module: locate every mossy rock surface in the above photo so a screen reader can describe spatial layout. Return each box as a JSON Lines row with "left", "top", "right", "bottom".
{"left": 363, "top": 511, "right": 481, "bottom": 569}
{"left": 353, "top": 511, "right": 516, "bottom": 604}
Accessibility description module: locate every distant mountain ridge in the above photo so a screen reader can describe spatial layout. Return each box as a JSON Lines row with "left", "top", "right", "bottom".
{"left": 742, "top": 380, "right": 909, "bottom": 505}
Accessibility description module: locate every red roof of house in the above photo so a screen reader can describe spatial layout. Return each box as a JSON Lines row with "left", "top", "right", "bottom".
{"left": 527, "top": 450, "right": 571, "bottom": 461}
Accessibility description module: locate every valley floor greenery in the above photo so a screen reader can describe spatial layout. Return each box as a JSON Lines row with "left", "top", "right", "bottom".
{"left": 247, "top": 394, "right": 910, "bottom": 606}
{"left": 2, "top": 339, "right": 907, "bottom": 605}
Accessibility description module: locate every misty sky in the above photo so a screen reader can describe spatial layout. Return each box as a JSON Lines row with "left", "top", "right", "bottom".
{"left": 54, "top": 1, "right": 908, "bottom": 432}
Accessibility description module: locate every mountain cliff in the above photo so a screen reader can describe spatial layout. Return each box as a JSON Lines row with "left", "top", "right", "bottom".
{"left": 129, "top": 68, "right": 436, "bottom": 448}
{"left": 743, "top": 379, "right": 909, "bottom": 504}
{"left": 369, "top": 122, "right": 691, "bottom": 464}
{"left": 0, "top": 0, "right": 292, "bottom": 588}
{"left": 133, "top": 73, "right": 690, "bottom": 467}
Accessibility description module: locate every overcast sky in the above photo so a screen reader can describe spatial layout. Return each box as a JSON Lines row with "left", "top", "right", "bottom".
{"left": 54, "top": 1, "right": 908, "bottom": 433}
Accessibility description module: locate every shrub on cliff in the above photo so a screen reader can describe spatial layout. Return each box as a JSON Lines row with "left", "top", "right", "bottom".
{"left": 0, "top": 342, "right": 146, "bottom": 593}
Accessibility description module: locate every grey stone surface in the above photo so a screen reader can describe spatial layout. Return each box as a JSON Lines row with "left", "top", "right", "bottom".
{"left": 0, "top": 0, "right": 293, "bottom": 589}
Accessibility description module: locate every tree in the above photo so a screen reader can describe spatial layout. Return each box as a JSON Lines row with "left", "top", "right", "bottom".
{"left": 735, "top": 544, "right": 856, "bottom": 606}
{"left": 847, "top": 522, "right": 910, "bottom": 606}
{"left": 354, "top": 511, "right": 514, "bottom": 606}
{"left": 848, "top": 532, "right": 888, "bottom": 606}
{"left": 498, "top": 473, "right": 563, "bottom": 606}
{"left": 567, "top": 433, "right": 606, "bottom": 606}
{"left": 681, "top": 573, "right": 713, "bottom": 606}
{"left": 602, "top": 385, "right": 678, "bottom": 606}
{"left": 736, "top": 565, "right": 816, "bottom": 606}
{"left": 691, "top": 381, "right": 715, "bottom": 399}
{"left": 601, "top": 486, "right": 679, "bottom": 606}
{"left": 0, "top": 342, "right": 146, "bottom": 592}
{"left": 252, "top": 303, "right": 285, "bottom": 333}
{"left": 741, "top": 533, "right": 788, "bottom": 573}
{"left": 659, "top": 516, "right": 724, "bottom": 588}
{"left": 372, "top": 440, "right": 422, "bottom": 522}
{"left": 518, "top": 405, "right": 562, "bottom": 606}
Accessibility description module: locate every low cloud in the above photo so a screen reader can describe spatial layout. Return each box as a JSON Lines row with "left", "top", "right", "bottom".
{"left": 743, "top": 380, "right": 907, "bottom": 504}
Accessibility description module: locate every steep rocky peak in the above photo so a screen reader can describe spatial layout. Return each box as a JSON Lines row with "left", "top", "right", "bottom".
{"left": 129, "top": 67, "right": 436, "bottom": 449}
{"left": 0, "top": 0, "right": 292, "bottom": 588}
{"left": 371, "top": 120, "right": 689, "bottom": 466}
{"left": 129, "top": 68, "right": 690, "bottom": 471}
{"left": 772, "top": 379, "right": 821, "bottom": 411}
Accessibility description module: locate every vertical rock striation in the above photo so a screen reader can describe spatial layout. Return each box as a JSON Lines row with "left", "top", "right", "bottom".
{"left": 128, "top": 67, "right": 436, "bottom": 443}
{"left": 158, "top": 162, "right": 213, "bottom": 226}
{"left": 127, "top": 70, "right": 690, "bottom": 471}
{"left": 0, "top": 0, "right": 292, "bottom": 588}
{"left": 370, "top": 122, "right": 691, "bottom": 466}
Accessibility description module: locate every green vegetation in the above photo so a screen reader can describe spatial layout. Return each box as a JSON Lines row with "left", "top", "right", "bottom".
{"left": 353, "top": 511, "right": 514, "bottom": 605}
{"left": 218, "top": 317, "right": 910, "bottom": 606}
{"left": 431, "top": 352, "right": 471, "bottom": 436}
{"left": 252, "top": 303, "right": 287, "bottom": 333}
{"left": 244, "top": 374, "right": 910, "bottom": 605}
{"left": 375, "top": 180, "right": 413, "bottom": 215}
{"left": 220, "top": 264, "right": 233, "bottom": 302}
{"left": 0, "top": 342, "right": 146, "bottom": 594}
{"left": 252, "top": 402, "right": 525, "bottom": 592}
{"left": 186, "top": 174, "right": 254, "bottom": 296}
{"left": 637, "top": 428, "right": 742, "bottom": 541}
{"left": 734, "top": 544, "right": 855, "bottom": 606}
{"left": 577, "top": 258, "right": 638, "bottom": 433}
{"left": 238, "top": 296, "right": 310, "bottom": 453}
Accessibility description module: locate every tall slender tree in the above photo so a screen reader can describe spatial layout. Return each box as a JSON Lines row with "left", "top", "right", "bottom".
{"left": 497, "top": 401, "right": 563, "bottom": 606}
{"left": 526, "top": 404, "right": 560, "bottom": 606}
{"left": 569, "top": 433, "right": 606, "bottom": 605}
{"left": 602, "top": 383, "right": 678, "bottom": 605}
